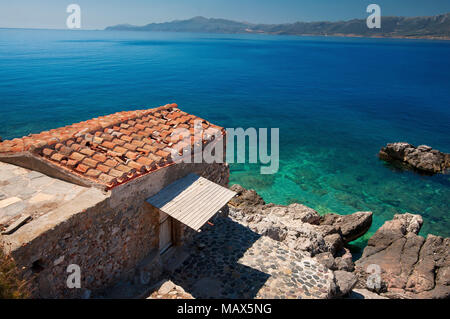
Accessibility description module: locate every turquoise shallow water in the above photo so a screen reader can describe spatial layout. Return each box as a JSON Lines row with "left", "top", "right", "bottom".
{"left": 0, "top": 29, "right": 449, "bottom": 255}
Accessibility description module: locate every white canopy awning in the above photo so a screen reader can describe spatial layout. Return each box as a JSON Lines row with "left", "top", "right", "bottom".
{"left": 146, "top": 173, "right": 236, "bottom": 231}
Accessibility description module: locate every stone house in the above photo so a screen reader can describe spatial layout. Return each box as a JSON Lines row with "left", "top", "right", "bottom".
{"left": 0, "top": 103, "right": 234, "bottom": 298}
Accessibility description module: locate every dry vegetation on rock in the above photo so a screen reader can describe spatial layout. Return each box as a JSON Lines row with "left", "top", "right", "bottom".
{"left": 0, "top": 247, "right": 29, "bottom": 299}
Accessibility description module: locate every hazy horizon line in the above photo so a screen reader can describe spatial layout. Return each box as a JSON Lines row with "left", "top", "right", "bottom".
{"left": 2, "top": 11, "right": 449, "bottom": 31}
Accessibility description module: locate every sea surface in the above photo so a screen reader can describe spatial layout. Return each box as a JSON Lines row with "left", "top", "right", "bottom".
{"left": 1, "top": 29, "right": 449, "bottom": 255}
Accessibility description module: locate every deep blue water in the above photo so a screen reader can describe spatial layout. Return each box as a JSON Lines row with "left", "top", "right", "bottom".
{"left": 1, "top": 29, "right": 449, "bottom": 254}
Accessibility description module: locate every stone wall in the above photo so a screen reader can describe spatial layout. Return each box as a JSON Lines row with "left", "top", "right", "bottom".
{"left": 2, "top": 161, "right": 229, "bottom": 298}
{"left": 6, "top": 194, "right": 158, "bottom": 298}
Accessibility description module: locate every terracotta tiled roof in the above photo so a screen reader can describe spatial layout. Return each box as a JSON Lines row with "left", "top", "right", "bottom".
{"left": 0, "top": 104, "right": 225, "bottom": 189}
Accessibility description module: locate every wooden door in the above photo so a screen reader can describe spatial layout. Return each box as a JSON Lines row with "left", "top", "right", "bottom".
{"left": 159, "top": 211, "right": 173, "bottom": 254}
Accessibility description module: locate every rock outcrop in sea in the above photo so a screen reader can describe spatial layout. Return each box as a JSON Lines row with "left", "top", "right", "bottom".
{"left": 379, "top": 142, "right": 450, "bottom": 174}
{"left": 228, "top": 184, "right": 450, "bottom": 299}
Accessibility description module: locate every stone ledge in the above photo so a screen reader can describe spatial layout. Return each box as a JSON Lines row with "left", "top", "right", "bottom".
{"left": 2, "top": 186, "right": 109, "bottom": 252}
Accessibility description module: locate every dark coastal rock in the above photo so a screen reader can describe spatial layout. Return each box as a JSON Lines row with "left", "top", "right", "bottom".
{"left": 316, "top": 248, "right": 355, "bottom": 272}
{"left": 320, "top": 211, "right": 373, "bottom": 243}
{"left": 263, "top": 203, "right": 322, "bottom": 225}
{"left": 285, "top": 223, "right": 328, "bottom": 255}
{"left": 229, "top": 184, "right": 265, "bottom": 209}
{"left": 323, "top": 233, "right": 344, "bottom": 255}
{"left": 228, "top": 185, "right": 449, "bottom": 299}
{"left": 229, "top": 185, "right": 321, "bottom": 226}
{"left": 286, "top": 203, "right": 321, "bottom": 224}
{"left": 354, "top": 213, "right": 450, "bottom": 299}
{"left": 315, "top": 252, "right": 335, "bottom": 269}
{"left": 226, "top": 185, "right": 429, "bottom": 299}
{"left": 379, "top": 142, "right": 450, "bottom": 174}
{"left": 334, "top": 271, "right": 358, "bottom": 297}
{"left": 228, "top": 184, "right": 371, "bottom": 257}
{"left": 334, "top": 248, "right": 355, "bottom": 272}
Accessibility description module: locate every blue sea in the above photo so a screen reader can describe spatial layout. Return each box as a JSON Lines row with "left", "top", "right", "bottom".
{"left": 1, "top": 29, "right": 449, "bottom": 255}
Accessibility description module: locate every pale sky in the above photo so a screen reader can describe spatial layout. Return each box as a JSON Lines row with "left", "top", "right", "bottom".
{"left": 1, "top": 0, "right": 450, "bottom": 30}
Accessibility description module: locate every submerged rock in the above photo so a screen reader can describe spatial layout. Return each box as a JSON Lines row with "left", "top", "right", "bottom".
{"left": 354, "top": 213, "right": 450, "bottom": 299}
{"left": 379, "top": 142, "right": 450, "bottom": 174}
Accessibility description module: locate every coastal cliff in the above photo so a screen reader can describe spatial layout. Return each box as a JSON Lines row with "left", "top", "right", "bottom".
{"left": 228, "top": 184, "right": 450, "bottom": 299}
{"left": 228, "top": 184, "right": 369, "bottom": 298}
{"left": 355, "top": 213, "right": 450, "bottom": 299}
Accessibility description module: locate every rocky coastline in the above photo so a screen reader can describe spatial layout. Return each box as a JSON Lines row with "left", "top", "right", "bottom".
{"left": 354, "top": 213, "right": 450, "bottom": 299}
{"left": 379, "top": 142, "right": 450, "bottom": 174}
{"left": 227, "top": 184, "right": 450, "bottom": 299}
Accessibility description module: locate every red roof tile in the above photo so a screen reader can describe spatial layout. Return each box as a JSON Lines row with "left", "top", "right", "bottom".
{"left": 0, "top": 103, "right": 225, "bottom": 189}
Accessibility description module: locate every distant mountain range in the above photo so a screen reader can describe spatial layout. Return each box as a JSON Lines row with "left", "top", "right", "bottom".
{"left": 105, "top": 13, "right": 450, "bottom": 40}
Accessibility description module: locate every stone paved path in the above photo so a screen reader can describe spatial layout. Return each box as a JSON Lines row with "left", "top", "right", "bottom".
{"left": 170, "top": 217, "right": 335, "bottom": 299}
